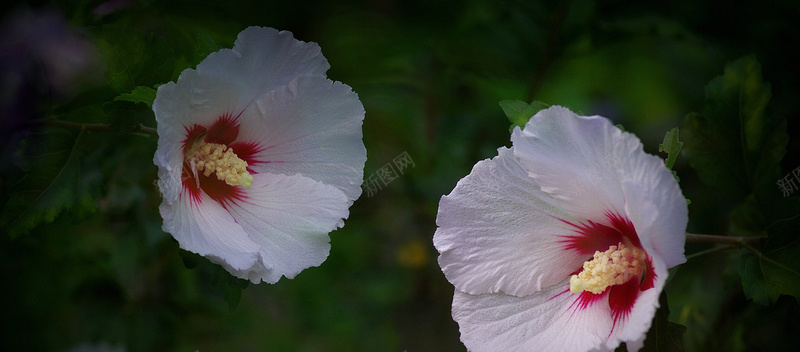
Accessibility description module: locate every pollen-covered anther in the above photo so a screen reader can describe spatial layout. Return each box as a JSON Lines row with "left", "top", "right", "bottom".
{"left": 569, "top": 242, "right": 645, "bottom": 294}
{"left": 189, "top": 141, "right": 254, "bottom": 188}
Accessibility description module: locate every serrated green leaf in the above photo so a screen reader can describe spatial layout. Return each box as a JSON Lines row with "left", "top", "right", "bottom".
{"left": 686, "top": 57, "right": 799, "bottom": 305}
{"left": 728, "top": 194, "right": 768, "bottom": 238}
{"left": 659, "top": 127, "right": 683, "bottom": 170}
{"left": 500, "top": 100, "right": 549, "bottom": 129}
{"left": 739, "top": 214, "right": 800, "bottom": 305}
{"left": 682, "top": 56, "right": 787, "bottom": 199}
{"left": 114, "top": 86, "right": 157, "bottom": 108}
{"left": 739, "top": 253, "right": 769, "bottom": 303}
{"left": 0, "top": 128, "right": 103, "bottom": 238}
{"left": 94, "top": 25, "right": 176, "bottom": 93}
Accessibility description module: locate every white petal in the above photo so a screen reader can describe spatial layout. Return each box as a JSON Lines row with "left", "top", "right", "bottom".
{"left": 434, "top": 147, "right": 588, "bottom": 296}
{"left": 511, "top": 106, "right": 638, "bottom": 221}
{"left": 153, "top": 131, "right": 183, "bottom": 204}
{"left": 152, "top": 77, "right": 197, "bottom": 204}
{"left": 152, "top": 66, "right": 245, "bottom": 204}
{"left": 622, "top": 338, "right": 645, "bottom": 352}
{"left": 603, "top": 255, "right": 668, "bottom": 351}
{"left": 620, "top": 162, "right": 688, "bottom": 268}
{"left": 194, "top": 26, "right": 329, "bottom": 112}
{"left": 511, "top": 106, "right": 687, "bottom": 267}
{"left": 225, "top": 172, "right": 350, "bottom": 283}
{"left": 453, "top": 281, "right": 614, "bottom": 352}
{"left": 152, "top": 27, "right": 329, "bottom": 133}
{"left": 160, "top": 191, "right": 260, "bottom": 271}
{"left": 237, "top": 75, "right": 366, "bottom": 201}
{"left": 453, "top": 255, "right": 667, "bottom": 352}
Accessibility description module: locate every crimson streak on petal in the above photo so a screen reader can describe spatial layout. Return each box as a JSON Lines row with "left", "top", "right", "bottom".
{"left": 229, "top": 141, "right": 267, "bottom": 170}
{"left": 205, "top": 113, "right": 240, "bottom": 145}
{"left": 556, "top": 210, "right": 658, "bottom": 338}
{"left": 571, "top": 290, "right": 605, "bottom": 313}
{"left": 557, "top": 211, "right": 642, "bottom": 256}
{"left": 180, "top": 115, "right": 251, "bottom": 207}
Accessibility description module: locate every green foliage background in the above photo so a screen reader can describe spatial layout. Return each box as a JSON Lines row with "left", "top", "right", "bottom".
{"left": 1, "top": 0, "right": 799, "bottom": 351}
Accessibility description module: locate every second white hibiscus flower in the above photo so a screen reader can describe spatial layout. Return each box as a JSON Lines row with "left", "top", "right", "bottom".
{"left": 153, "top": 27, "right": 366, "bottom": 284}
{"left": 434, "top": 106, "right": 688, "bottom": 352}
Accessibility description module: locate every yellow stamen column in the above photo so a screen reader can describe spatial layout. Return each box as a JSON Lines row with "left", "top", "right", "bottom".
{"left": 188, "top": 141, "right": 254, "bottom": 188}
{"left": 569, "top": 242, "right": 645, "bottom": 294}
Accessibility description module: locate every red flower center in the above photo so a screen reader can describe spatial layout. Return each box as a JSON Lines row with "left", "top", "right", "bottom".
{"left": 180, "top": 114, "right": 264, "bottom": 207}
{"left": 558, "top": 212, "right": 656, "bottom": 333}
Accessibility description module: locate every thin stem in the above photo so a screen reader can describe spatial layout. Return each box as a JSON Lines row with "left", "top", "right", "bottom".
{"left": 685, "top": 233, "right": 765, "bottom": 245}
{"left": 740, "top": 241, "right": 800, "bottom": 277}
{"left": 684, "top": 233, "right": 766, "bottom": 262}
{"left": 25, "top": 119, "right": 158, "bottom": 136}
{"left": 685, "top": 245, "right": 735, "bottom": 261}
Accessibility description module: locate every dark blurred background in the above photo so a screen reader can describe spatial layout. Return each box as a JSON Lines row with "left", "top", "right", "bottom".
{"left": 1, "top": 0, "right": 799, "bottom": 351}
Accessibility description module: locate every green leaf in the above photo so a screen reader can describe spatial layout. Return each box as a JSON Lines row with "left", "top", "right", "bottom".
{"left": 94, "top": 25, "right": 176, "bottom": 93}
{"left": 659, "top": 127, "right": 683, "bottom": 170}
{"left": 739, "top": 214, "right": 800, "bottom": 305}
{"left": 179, "top": 250, "right": 250, "bottom": 311}
{"left": 682, "top": 56, "right": 787, "bottom": 200}
{"left": 213, "top": 267, "right": 250, "bottom": 312}
{"left": 179, "top": 249, "right": 202, "bottom": 270}
{"left": 114, "top": 86, "right": 157, "bottom": 108}
{"left": 0, "top": 128, "right": 103, "bottom": 238}
{"left": 639, "top": 291, "right": 687, "bottom": 352}
{"left": 685, "top": 57, "right": 798, "bottom": 305}
{"left": 500, "top": 100, "right": 549, "bottom": 130}
{"left": 727, "top": 194, "right": 770, "bottom": 238}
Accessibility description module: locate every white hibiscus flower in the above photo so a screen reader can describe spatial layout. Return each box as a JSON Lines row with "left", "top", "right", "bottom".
{"left": 433, "top": 106, "right": 687, "bottom": 351}
{"left": 153, "top": 27, "right": 366, "bottom": 284}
